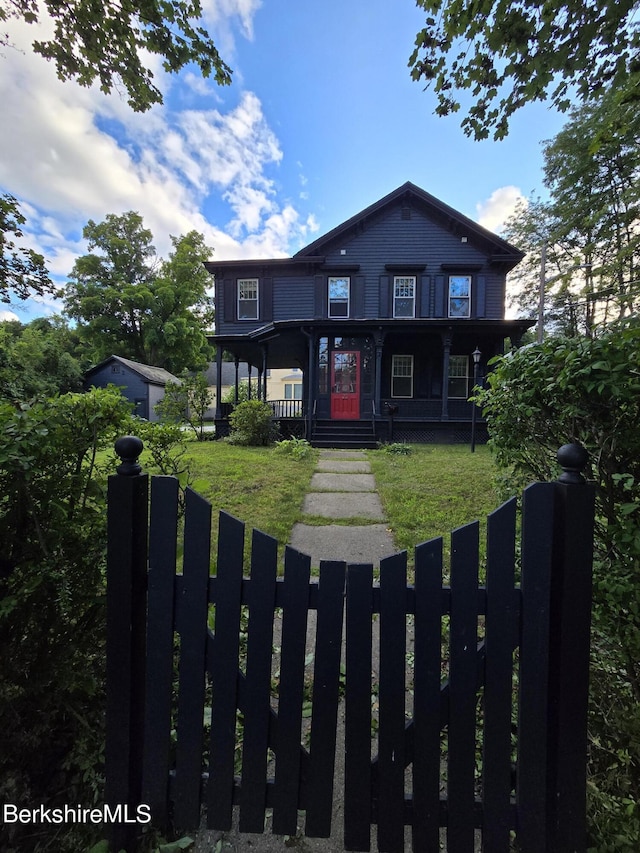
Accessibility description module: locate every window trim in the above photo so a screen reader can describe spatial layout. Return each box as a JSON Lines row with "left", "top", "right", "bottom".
{"left": 393, "top": 275, "right": 416, "bottom": 318}
{"left": 328, "top": 276, "right": 350, "bottom": 319}
{"left": 391, "top": 354, "right": 414, "bottom": 398}
{"left": 237, "top": 278, "right": 259, "bottom": 320}
{"left": 448, "top": 275, "right": 472, "bottom": 318}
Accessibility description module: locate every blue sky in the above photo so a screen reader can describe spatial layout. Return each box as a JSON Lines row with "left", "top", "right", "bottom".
{"left": 0, "top": 0, "right": 569, "bottom": 322}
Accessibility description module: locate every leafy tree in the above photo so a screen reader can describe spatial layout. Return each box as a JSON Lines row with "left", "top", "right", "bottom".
{"left": 221, "top": 377, "right": 260, "bottom": 405}
{"left": 409, "top": 0, "right": 640, "bottom": 140}
{"left": 0, "top": 194, "right": 59, "bottom": 304}
{"left": 504, "top": 89, "right": 640, "bottom": 336}
{"left": 0, "top": 0, "right": 232, "bottom": 112}
{"left": 0, "top": 315, "right": 85, "bottom": 399}
{"left": 64, "top": 212, "right": 214, "bottom": 373}
{"left": 477, "top": 321, "right": 640, "bottom": 848}
{"left": 156, "top": 372, "right": 213, "bottom": 441}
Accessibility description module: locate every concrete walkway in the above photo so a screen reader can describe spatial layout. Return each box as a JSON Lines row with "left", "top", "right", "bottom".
{"left": 289, "top": 449, "right": 396, "bottom": 569}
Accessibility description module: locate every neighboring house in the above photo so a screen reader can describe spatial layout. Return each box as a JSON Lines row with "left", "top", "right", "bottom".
{"left": 203, "top": 360, "right": 251, "bottom": 417}
{"left": 206, "top": 182, "right": 534, "bottom": 446}
{"left": 84, "top": 355, "right": 180, "bottom": 422}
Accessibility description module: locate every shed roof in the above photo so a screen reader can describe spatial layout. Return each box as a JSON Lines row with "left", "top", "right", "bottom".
{"left": 85, "top": 355, "right": 180, "bottom": 386}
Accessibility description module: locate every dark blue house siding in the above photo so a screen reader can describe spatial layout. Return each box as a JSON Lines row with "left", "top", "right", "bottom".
{"left": 88, "top": 363, "right": 149, "bottom": 416}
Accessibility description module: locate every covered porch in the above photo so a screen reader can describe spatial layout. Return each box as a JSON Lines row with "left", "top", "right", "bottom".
{"left": 209, "top": 318, "right": 533, "bottom": 446}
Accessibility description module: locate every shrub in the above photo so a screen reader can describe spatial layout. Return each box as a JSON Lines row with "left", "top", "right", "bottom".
{"left": 0, "top": 388, "right": 192, "bottom": 852}
{"left": 227, "top": 400, "right": 277, "bottom": 446}
{"left": 477, "top": 319, "right": 640, "bottom": 851}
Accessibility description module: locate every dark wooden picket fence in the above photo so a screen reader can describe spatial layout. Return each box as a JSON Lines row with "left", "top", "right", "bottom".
{"left": 105, "top": 438, "right": 595, "bottom": 853}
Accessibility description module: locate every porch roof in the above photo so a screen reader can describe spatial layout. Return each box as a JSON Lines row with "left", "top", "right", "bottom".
{"left": 208, "top": 317, "right": 534, "bottom": 369}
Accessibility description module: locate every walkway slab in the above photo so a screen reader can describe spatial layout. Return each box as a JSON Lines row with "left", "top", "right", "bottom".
{"left": 303, "top": 491, "right": 385, "bottom": 519}
{"left": 316, "top": 459, "right": 371, "bottom": 473}
{"left": 318, "top": 449, "right": 367, "bottom": 460}
{"left": 290, "top": 523, "right": 396, "bottom": 568}
{"left": 310, "top": 472, "right": 376, "bottom": 492}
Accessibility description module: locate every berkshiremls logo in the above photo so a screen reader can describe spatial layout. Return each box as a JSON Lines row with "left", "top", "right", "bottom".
{"left": 3, "top": 804, "right": 152, "bottom": 825}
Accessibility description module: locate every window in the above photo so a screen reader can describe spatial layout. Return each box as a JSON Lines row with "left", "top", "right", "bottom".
{"left": 284, "top": 383, "right": 303, "bottom": 400}
{"left": 393, "top": 276, "right": 416, "bottom": 318}
{"left": 449, "top": 275, "right": 471, "bottom": 318}
{"left": 448, "top": 355, "right": 469, "bottom": 398}
{"left": 328, "top": 277, "right": 350, "bottom": 318}
{"left": 238, "top": 278, "right": 259, "bottom": 320}
{"left": 391, "top": 355, "right": 413, "bottom": 398}
{"left": 318, "top": 337, "right": 329, "bottom": 394}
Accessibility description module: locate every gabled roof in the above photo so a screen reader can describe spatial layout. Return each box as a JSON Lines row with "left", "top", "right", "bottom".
{"left": 294, "top": 181, "right": 524, "bottom": 264}
{"left": 85, "top": 355, "right": 180, "bottom": 386}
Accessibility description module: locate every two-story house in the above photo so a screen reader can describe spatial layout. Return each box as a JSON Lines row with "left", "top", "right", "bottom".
{"left": 206, "top": 182, "right": 533, "bottom": 446}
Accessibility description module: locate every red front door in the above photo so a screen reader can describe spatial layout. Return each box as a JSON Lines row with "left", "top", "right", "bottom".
{"left": 330, "top": 351, "right": 360, "bottom": 419}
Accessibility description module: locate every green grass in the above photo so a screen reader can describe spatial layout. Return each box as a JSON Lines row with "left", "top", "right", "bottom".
{"left": 366, "top": 444, "right": 501, "bottom": 570}
{"left": 182, "top": 441, "right": 318, "bottom": 565}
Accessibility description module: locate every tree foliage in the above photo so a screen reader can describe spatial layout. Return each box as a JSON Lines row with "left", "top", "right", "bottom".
{"left": 64, "top": 212, "right": 214, "bottom": 374}
{"left": 0, "top": 0, "right": 232, "bottom": 111}
{"left": 227, "top": 399, "right": 277, "bottom": 446}
{"left": 504, "top": 89, "right": 640, "bottom": 336}
{"left": 409, "top": 0, "right": 640, "bottom": 140}
{"left": 0, "top": 316, "right": 85, "bottom": 400}
{"left": 0, "top": 194, "right": 59, "bottom": 304}
{"left": 477, "top": 322, "right": 640, "bottom": 848}
{"left": 156, "top": 372, "right": 213, "bottom": 441}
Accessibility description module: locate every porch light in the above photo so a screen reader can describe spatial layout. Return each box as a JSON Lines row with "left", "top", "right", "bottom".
{"left": 470, "top": 347, "right": 481, "bottom": 453}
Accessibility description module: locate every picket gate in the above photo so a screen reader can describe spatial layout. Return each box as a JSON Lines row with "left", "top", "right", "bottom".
{"left": 105, "top": 438, "right": 595, "bottom": 852}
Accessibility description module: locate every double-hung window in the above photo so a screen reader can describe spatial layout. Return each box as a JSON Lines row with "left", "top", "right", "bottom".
{"left": 238, "top": 278, "right": 259, "bottom": 320}
{"left": 448, "top": 355, "right": 469, "bottom": 398}
{"left": 393, "top": 276, "right": 416, "bottom": 318}
{"left": 448, "top": 275, "right": 471, "bottom": 318}
{"left": 328, "top": 277, "right": 350, "bottom": 318}
{"left": 391, "top": 354, "right": 413, "bottom": 398}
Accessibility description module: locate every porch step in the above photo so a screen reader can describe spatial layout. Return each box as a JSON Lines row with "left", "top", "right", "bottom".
{"left": 311, "top": 419, "right": 378, "bottom": 450}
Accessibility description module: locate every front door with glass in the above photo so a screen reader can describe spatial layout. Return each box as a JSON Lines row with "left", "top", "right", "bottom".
{"left": 330, "top": 351, "right": 360, "bottom": 419}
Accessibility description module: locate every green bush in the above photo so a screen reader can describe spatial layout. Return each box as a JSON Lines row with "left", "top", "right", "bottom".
{"left": 0, "top": 388, "right": 192, "bottom": 852}
{"left": 227, "top": 399, "right": 277, "bottom": 446}
{"left": 477, "top": 319, "right": 640, "bottom": 852}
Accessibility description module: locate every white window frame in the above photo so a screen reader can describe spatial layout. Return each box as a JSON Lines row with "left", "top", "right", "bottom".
{"left": 448, "top": 275, "right": 471, "bottom": 318}
{"left": 448, "top": 355, "right": 470, "bottom": 398}
{"left": 391, "top": 354, "right": 414, "bottom": 398}
{"left": 393, "top": 276, "right": 416, "bottom": 318}
{"left": 284, "top": 382, "right": 303, "bottom": 400}
{"left": 328, "top": 277, "right": 350, "bottom": 318}
{"left": 238, "top": 278, "right": 259, "bottom": 320}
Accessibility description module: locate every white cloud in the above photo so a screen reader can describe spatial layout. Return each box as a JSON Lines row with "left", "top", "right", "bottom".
{"left": 476, "top": 186, "right": 527, "bottom": 233}
{"left": 0, "top": 310, "right": 21, "bottom": 323}
{"left": 0, "top": 3, "right": 311, "bottom": 308}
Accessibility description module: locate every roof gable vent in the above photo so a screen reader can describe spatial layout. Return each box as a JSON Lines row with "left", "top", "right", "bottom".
{"left": 401, "top": 207, "right": 412, "bottom": 220}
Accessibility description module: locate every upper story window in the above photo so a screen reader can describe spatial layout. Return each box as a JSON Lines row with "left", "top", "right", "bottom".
{"left": 449, "top": 275, "right": 471, "bottom": 318}
{"left": 238, "top": 278, "right": 259, "bottom": 320}
{"left": 328, "top": 277, "right": 350, "bottom": 318}
{"left": 393, "top": 276, "right": 416, "bottom": 318}
{"left": 391, "top": 354, "right": 414, "bottom": 398}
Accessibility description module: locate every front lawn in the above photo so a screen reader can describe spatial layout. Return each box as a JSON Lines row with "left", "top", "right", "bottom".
{"left": 367, "top": 444, "right": 502, "bottom": 569}
{"left": 182, "top": 440, "right": 318, "bottom": 565}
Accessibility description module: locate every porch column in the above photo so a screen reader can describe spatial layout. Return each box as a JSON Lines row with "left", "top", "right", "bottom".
{"left": 262, "top": 345, "right": 268, "bottom": 401}
{"left": 302, "top": 328, "right": 315, "bottom": 440}
{"left": 374, "top": 329, "right": 384, "bottom": 417}
{"left": 234, "top": 357, "right": 240, "bottom": 405}
{"left": 215, "top": 347, "right": 223, "bottom": 418}
{"left": 257, "top": 368, "right": 263, "bottom": 400}
{"left": 441, "top": 331, "right": 452, "bottom": 420}
{"left": 247, "top": 365, "right": 252, "bottom": 400}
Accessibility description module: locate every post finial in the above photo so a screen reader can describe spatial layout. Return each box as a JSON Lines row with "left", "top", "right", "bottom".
{"left": 115, "top": 435, "right": 144, "bottom": 476}
{"left": 557, "top": 443, "right": 588, "bottom": 484}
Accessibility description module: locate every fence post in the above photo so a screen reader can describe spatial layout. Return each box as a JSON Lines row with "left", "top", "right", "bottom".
{"left": 547, "top": 443, "right": 596, "bottom": 852}
{"left": 105, "top": 436, "right": 149, "bottom": 852}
